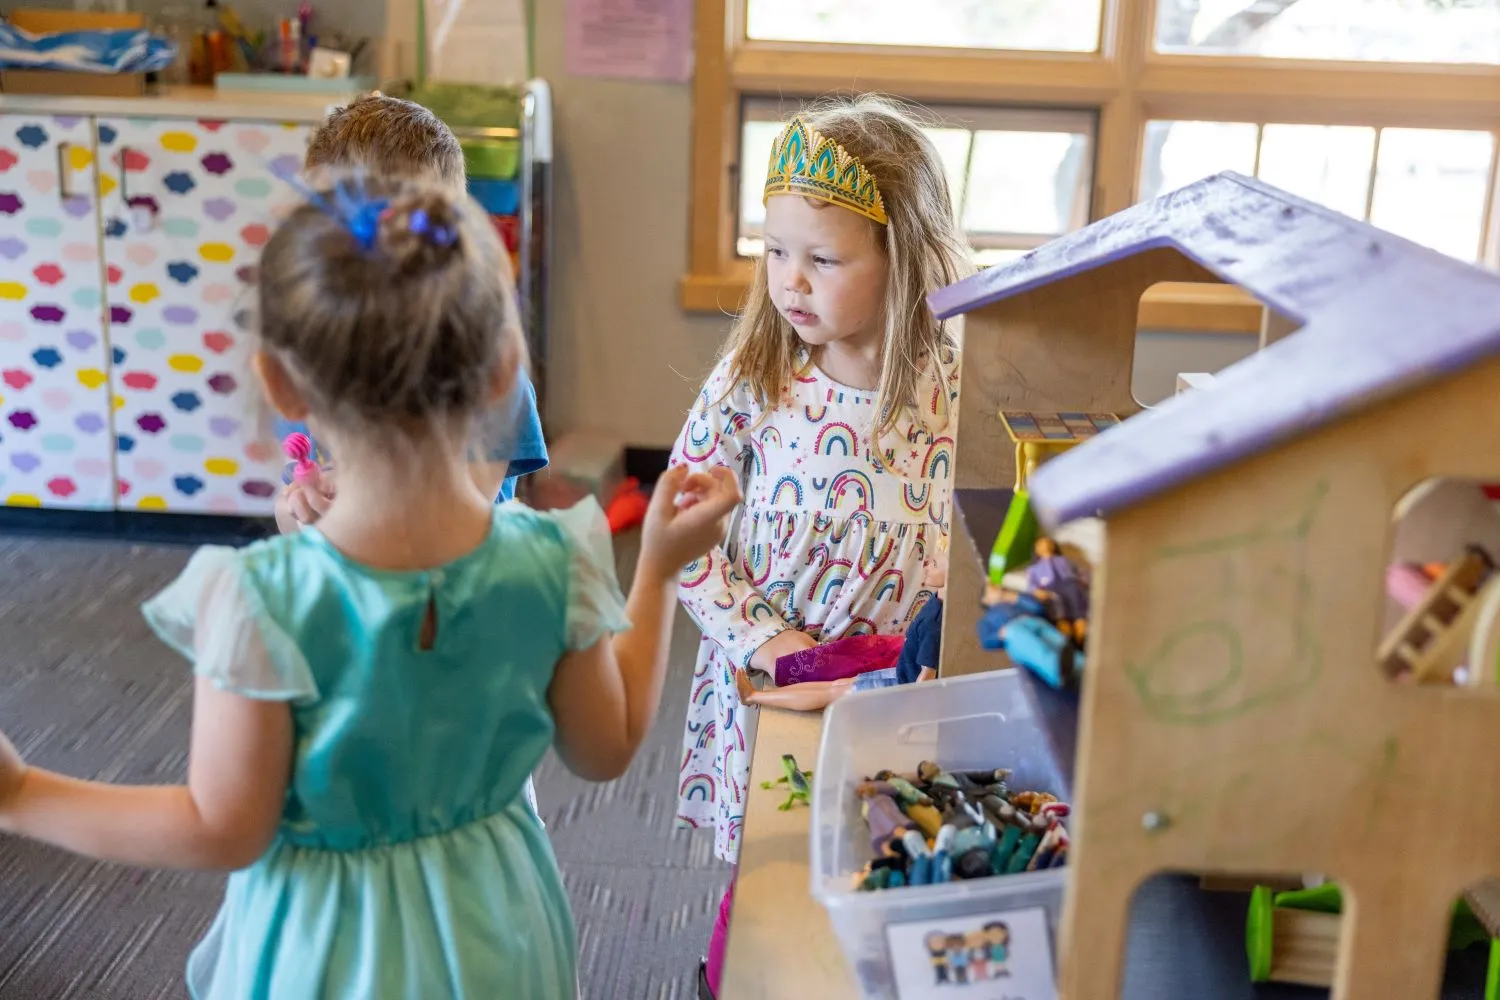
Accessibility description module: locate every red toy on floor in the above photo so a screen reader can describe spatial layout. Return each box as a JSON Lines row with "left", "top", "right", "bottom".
{"left": 605, "top": 477, "right": 649, "bottom": 534}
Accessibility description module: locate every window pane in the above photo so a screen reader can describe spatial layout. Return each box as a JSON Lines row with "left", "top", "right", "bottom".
{"left": 747, "top": 0, "right": 1101, "bottom": 53}
{"left": 1258, "top": 124, "right": 1375, "bottom": 220}
{"left": 1154, "top": 0, "right": 1500, "bottom": 64}
{"left": 1370, "top": 128, "right": 1493, "bottom": 261}
{"left": 1139, "top": 120, "right": 1258, "bottom": 201}
{"left": 974, "top": 248, "right": 1029, "bottom": 268}
{"left": 924, "top": 127, "right": 975, "bottom": 221}
{"left": 739, "top": 119, "right": 783, "bottom": 237}
{"left": 964, "top": 132, "right": 1091, "bottom": 236}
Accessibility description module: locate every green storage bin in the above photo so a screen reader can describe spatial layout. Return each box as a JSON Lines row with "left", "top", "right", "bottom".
{"left": 462, "top": 137, "right": 519, "bottom": 180}
{"left": 406, "top": 82, "right": 520, "bottom": 129}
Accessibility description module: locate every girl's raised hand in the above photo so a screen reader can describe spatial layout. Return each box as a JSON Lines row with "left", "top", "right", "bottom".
{"left": 637, "top": 465, "right": 741, "bottom": 583}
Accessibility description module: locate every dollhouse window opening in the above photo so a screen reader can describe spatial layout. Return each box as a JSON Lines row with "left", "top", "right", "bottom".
{"left": 1380, "top": 477, "right": 1500, "bottom": 690}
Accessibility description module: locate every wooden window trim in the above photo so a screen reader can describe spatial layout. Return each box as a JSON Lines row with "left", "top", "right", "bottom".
{"left": 680, "top": 270, "right": 1266, "bottom": 334}
{"left": 684, "top": 0, "right": 1500, "bottom": 333}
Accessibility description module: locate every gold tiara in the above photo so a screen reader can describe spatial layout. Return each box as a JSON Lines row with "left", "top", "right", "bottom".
{"left": 763, "top": 117, "right": 888, "bottom": 226}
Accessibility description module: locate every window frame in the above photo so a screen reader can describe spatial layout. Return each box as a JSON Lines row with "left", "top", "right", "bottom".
{"left": 682, "top": 0, "right": 1500, "bottom": 332}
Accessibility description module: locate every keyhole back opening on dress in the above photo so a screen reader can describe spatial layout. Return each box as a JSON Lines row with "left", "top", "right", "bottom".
{"left": 419, "top": 591, "right": 439, "bottom": 651}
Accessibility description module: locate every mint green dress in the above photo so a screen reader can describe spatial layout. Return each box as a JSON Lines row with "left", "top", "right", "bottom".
{"left": 142, "top": 500, "right": 627, "bottom": 1000}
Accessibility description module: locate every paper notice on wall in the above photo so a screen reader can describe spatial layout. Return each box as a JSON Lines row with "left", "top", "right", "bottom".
{"left": 564, "top": 0, "right": 693, "bottom": 82}
{"left": 424, "top": 0, "right": 528, "bottom": 85}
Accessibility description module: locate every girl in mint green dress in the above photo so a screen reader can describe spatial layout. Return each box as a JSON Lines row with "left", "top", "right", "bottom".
{"left": 0, "top": 178, "right": 741, "bottom": 1000}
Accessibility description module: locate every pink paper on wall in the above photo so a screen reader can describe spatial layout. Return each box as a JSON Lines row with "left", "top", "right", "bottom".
{"left": 564, "top": 0, "right": 693, "bottom": 83}
{"left": 774, "top": 634, "right": 906, "bottom": 687}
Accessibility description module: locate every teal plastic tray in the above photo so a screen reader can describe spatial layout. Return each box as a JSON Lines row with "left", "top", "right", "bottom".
{"left": 214, "top": 73, "right": 376, "bottom": 95}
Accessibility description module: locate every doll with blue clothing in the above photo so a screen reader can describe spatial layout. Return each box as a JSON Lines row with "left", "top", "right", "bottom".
{"left": 977, "top": 583, "right": 1083, "bottom": 690}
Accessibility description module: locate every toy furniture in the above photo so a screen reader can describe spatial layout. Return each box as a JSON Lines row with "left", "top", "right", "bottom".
{"left": 1000, "top": 410, "right": 1121, "bottom": 491}
{"left": 933, "top": 170, "right": 1500, "bottom": 1000}
{"left": 932, "top": 229, "right": 1226, "bottom": 677}
{"left": 1246, "top": 880, "right": 1500, "bottom": 995}
{"left": 1377, "top": 546, "right": 1493, "bottom": 683}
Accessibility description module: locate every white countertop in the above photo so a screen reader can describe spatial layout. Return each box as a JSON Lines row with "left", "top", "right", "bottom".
{"left": 720, "top": 706, "right": 858, "bottom": 1000}
{"left": 0, "top": 84, "right": 366, "bottom": 123}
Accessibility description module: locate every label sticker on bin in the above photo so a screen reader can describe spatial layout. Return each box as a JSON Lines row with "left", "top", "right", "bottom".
{"left": 884, "top": 905, "right": 1055, "bottom": 999}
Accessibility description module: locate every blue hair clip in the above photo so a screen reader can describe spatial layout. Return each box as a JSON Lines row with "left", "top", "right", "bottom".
{"left": 408, "top": 208, "right": 458, "bottom": 249}
{"left": 330, "top": 178, "right": 390, "bottom": 251}
{"left": 269, "top": 162, "right": 389, "bottom": 252}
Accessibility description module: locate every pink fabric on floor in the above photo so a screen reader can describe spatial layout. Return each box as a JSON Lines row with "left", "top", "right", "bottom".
{"left": 705, "top": 876, "right": 735, "bottom": 996}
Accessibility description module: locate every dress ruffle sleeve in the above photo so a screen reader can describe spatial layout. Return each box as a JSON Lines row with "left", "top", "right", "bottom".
{"left": 142, "top": 546, "right": 319, "bottom": 702}
{"left": 548, "top": 498, "right": 631, "bottom": 652}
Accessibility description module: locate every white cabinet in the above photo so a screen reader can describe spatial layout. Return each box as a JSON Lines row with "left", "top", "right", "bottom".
{"left": 99, "top": 115, "right": 312, "bottom": 515}
{"left": 0, "top": 111, "right": 117, "bottom": 510}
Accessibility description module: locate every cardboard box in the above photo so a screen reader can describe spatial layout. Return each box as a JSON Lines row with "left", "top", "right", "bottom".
{"left": 2, "top": 9, "right": 147, "bottom": 98}
{"left": 526, "top": 430, "right": 625, "bottom": 512}
{"left": 1, "top": 69, "right": 145, "bottom": 97}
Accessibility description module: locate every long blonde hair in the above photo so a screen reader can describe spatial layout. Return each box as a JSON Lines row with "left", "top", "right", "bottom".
{"left": 723, "top": 94, "right": 971, "bottom": 442}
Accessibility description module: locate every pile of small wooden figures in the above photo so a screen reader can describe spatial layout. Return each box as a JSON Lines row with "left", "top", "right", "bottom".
{"left": 854, "top": 760, "right": 1069, "bottom": 891}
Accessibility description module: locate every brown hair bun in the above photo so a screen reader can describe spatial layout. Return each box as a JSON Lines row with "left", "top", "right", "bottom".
{"left": 378, "top": 190, "right": 465, "bottom": 275}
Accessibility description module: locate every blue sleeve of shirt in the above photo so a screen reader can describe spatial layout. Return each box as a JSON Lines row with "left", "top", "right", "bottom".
{"left": 495, "top": 369, "right": 548, "bottom": 504}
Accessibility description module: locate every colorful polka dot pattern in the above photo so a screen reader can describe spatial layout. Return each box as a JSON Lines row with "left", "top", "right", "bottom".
{"left": 0, "top": 114, "right": 311, "bottom": 514}
{"left": 0, "top": 115, "right": 115, "bottom": 509}
{"left": 102, "top": 116, "right": 311, "bottom": 514}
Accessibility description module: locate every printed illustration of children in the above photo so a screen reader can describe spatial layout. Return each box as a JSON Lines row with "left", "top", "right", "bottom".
{"left": 984, "top": 921, "right": 1011, "bottom": 977}
{"left": 927, "top": 931, "right": 952, "bottom": 985}
{"left": 948, "top": 933, "right": 971, "bottom": 985}
{"left": 966, "top": 928, "right": 990, "bottom": 981}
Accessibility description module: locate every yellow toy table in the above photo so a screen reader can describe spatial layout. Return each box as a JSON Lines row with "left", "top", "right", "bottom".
{"left": 999, "top": 411, "right": 1122, "bottom": 491}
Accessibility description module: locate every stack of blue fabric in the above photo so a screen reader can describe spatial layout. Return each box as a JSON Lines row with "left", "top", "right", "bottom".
{"left": 0, "top": 23, "right": 176, "bottom": 73}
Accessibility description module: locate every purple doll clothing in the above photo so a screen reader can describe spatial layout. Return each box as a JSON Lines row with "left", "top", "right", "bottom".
{"left": 1026, "top": 555, "right": 1088, "bottom": 622}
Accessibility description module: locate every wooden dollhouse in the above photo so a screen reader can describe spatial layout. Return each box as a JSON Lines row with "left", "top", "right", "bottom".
{"left": 931, "top": 171, "right": 1500, "bottom": 999}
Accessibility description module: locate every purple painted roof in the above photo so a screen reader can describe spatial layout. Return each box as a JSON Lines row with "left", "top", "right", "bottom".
{"left": 930, "top": 172, "right": 1500, "bottom": 527}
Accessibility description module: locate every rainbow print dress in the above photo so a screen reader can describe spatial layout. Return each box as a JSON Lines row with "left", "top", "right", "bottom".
{"left": 670, "top": 349, "right": 958, "bottom": 862}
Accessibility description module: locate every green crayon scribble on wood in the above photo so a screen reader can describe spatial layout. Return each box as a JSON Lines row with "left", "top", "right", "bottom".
{"left": 1125, "top": 481, "right": 1328, "bottom": 726}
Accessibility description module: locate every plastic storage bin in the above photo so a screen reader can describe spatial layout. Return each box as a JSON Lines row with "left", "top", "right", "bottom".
{"left": 468, "top": 177, "right": 520, "bottom": 216}
{"left": 812, "top": 669, "right": 1069, "bottom": 998}
{"left": 462, "top": 137, "right": 520, "bottom": 180}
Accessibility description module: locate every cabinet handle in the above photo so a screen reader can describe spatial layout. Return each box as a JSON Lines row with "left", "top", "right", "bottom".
{"left": 56, "top": 141, "right": 72, "bottom": 201}
{"left": 118, "top": 146, "right": 132, "bottom": 204}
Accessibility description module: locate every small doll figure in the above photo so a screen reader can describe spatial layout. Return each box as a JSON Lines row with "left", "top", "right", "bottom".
{"left": 978, "top": 583, "right": 1083, "bottom": 690}
{"left": 1025, "top": 537, "right": 1089, "bottom": 645}
{"left": 985, "top": 921, "right": 1011, "bottom": 976}
{"left": 895, "top": 551, "right": 947, "bottom": 685}
{"left": 926, "top": 931, "right": 953, "bottom": 985}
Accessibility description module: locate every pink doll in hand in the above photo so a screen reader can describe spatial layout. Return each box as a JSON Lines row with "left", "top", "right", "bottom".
{"left": 735, "top": 551, "right": 948, "bottom": 712}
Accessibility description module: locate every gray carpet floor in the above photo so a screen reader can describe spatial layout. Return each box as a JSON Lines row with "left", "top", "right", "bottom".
{"left": 0, "top": 531, "right": 728, "bottom": 1000}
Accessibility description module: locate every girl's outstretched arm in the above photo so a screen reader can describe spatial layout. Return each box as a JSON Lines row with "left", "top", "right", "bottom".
{"left": 0, "top": 676, "right": 292, "bottom": 871}
{"left": 670, "top": 356, "right": 808, "bottom": 670}
{"left": 549, "top": 466, "right": 740, "bottom": 782}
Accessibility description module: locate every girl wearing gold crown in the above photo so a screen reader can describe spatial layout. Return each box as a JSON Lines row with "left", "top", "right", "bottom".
{"left": 667, "top": 94, "right": 971, "bottom": 996}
